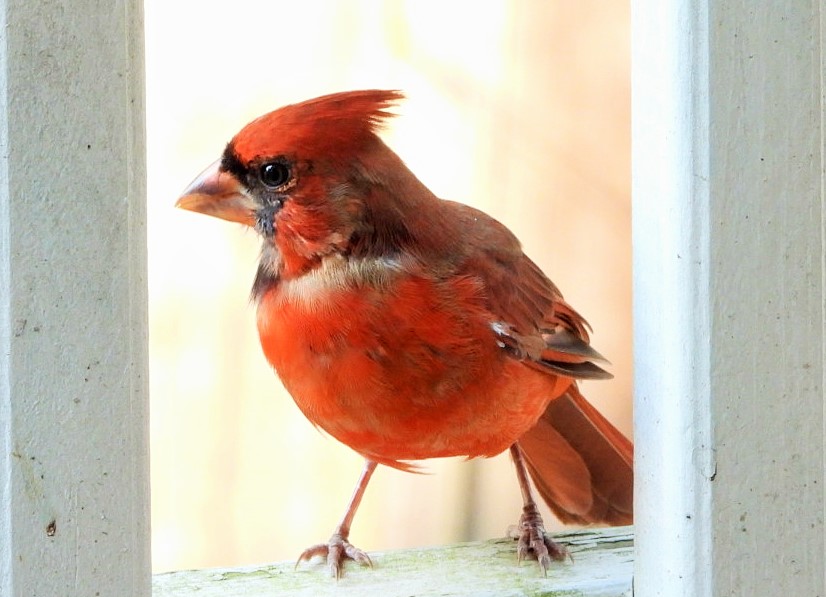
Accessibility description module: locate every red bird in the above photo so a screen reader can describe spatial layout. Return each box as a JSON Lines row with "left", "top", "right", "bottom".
{"left": 176, "top": 90, "right": 632, "bottom": 578}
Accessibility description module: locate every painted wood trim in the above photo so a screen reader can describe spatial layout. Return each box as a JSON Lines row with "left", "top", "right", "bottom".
{"left": 0, "top": 1, "right": 150, "bottom": 595}
{"left": 153, "top": 527, "right": 633, "bottom": 597}
{"left": 633, "top": 1, "right": 825, "bottom": 595}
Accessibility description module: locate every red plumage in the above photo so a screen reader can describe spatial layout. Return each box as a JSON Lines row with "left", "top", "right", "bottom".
{"left": 177, "top": 90, "right": 633, "bottom": 578}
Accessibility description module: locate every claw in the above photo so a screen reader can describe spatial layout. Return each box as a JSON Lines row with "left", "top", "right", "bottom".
{"left": 509, "top": 503, "right": 569, "bottom": 574}
{"left": 295, "top": 533, "right": 372, "bottom": 579}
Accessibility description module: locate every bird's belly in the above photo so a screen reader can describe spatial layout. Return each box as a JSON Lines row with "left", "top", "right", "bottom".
{"left": 256, "top": 275, "right": 558, "bottom": 466}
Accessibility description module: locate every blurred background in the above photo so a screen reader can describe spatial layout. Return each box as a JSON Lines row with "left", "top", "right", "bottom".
{"left": 146, "top": 0, "right": 630, "bottom": 573}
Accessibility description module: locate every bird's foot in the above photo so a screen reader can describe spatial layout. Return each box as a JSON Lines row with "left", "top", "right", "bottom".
{"left": 508, "top": 502, "right": 569, "bottom": 574}
{"left": 296, "top": 532, "right": 372, "bottom": 579}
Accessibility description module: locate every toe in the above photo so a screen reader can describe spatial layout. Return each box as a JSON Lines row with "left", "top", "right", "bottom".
{"left": 510, "top": 505, "right": 569, "bottom": 574}
{"left": 296, "top": 543, "right": 329, "bottom": 567}
{"left": 343, "top": 543, "right": 372, "bottom": 567}
{"left": 296, "top": 534, "right": 372, "bottom": 579}
{"left": 545, "top": 538, "right": 569, "bottom": 562}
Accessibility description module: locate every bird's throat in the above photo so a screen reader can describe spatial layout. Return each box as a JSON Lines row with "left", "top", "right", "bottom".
{"left": 255, "top": 204, "right": 281, "bottom": 238}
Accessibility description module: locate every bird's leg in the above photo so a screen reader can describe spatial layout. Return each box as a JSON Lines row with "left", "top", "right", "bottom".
{"left": 296, "top": 459, "right": 377, "bottom": 578}
{"left": 508, "top": 444, "right": 569, "bottom": 574}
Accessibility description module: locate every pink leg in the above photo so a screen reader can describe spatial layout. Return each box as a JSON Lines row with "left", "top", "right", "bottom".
{"left": 509, "top": 444, "right": 568, "bottom": 574}
{"left": 297, "top": 460, "right": 378, "bottom": 579}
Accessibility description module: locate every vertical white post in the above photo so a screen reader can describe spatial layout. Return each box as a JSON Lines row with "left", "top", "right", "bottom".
{"left": 0, "top": 1, "right": 149, "bottom": 596}
{"left": 633, "top": 1, "right": 824, "bottom": 596}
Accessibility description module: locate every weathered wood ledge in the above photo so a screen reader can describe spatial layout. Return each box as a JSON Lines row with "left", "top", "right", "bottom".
{"left": 152, "top": 526, "right": 633, "bottom": 597}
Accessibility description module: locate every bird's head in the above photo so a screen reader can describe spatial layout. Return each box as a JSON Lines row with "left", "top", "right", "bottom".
{"left": 176, "top": 90, "right": 408, "bottom": 278}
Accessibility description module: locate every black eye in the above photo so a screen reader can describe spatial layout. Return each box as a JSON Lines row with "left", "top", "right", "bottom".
{"left": 259, "top": 161, "right": 290, "bottom": 188}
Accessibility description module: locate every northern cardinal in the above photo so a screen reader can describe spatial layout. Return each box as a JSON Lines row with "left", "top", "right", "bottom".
{"left": 176, "top": 90, "right": 632, "bottom": 578}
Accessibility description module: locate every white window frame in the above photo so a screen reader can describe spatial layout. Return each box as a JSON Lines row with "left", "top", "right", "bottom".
{"left": 0, "top": 1, "right": 150, "bottom": 595}
{"left": 1, "top": 1, "right": 823, "bottom": 596}
{"left": 633, "top": 1, "right": 824, "bottom": 595}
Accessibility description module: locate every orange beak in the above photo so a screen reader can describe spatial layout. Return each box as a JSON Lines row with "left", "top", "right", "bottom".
{"left": 175, "top": 159, "right": 258, "bottom": 227}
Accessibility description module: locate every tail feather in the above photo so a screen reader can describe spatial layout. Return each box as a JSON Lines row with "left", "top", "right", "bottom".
{"left": 518, "top": 384, "right": 633, "bottom": 526}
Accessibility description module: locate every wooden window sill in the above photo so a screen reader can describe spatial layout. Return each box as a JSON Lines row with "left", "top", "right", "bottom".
{"left": 153, "top": 526, "right": 633, "bottom": 597}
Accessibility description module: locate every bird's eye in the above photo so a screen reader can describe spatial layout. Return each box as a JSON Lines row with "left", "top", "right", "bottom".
{"left": 259, "top": 161, "right": 290, "bottom": 188}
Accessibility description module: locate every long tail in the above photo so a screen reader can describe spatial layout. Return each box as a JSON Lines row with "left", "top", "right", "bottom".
{"left": 517, "top": 384, "right": 633, "bottom": 525}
